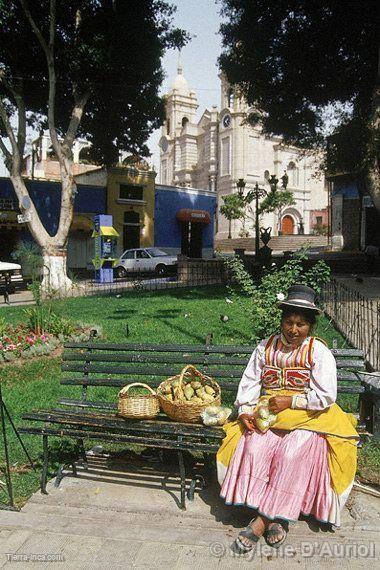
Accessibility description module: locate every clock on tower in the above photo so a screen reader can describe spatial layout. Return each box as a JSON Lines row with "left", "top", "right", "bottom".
{"left": 222, "top": 114, "right": 231, "bottom": 128}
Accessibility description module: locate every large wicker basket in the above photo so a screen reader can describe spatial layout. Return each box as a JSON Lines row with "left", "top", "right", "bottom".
{"left": 157, "top": 364, "right": 221, "bottom": 424}
{"left": 117, "top": 382, "right": 159, "bottom": 420}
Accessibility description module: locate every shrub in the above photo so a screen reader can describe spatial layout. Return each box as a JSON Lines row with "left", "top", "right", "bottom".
{"left": 0, "top": 317, "right": 7, "bottom": 336}
{"left": 222, "top": 249, "right": 331, "bottom": 343}
{"left": 23, "top": 305, "right": 52, "bottom": 335}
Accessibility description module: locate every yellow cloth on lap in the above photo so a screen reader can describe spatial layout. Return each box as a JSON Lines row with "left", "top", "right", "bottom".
{"left": 217, "top": 394, "right": 358, "bottom": 496}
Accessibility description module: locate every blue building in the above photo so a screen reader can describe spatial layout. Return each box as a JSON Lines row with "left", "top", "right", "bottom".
{"left": 0, "top": 177, "right": 106, "bottom": 268}
{"left": 155, "top": 185, "right": 216, "bottom": 258}
{"left": 0, "top": 177, "right": 216, "bottom": 269}
{"left": 329, "top": 174, "right": 380, "bottom": 252}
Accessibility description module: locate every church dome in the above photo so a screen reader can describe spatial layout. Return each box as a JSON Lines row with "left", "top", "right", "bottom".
{"left": 171, "top": 73, "right": 189, "bottom": 94}
{"left": 170, "top": 53, "right": 190, "bottom": 94}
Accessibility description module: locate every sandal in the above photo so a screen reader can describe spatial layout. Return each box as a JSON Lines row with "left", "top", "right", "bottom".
{"left": 264, "top": 522, "right": 287, "bottom": 549}
{"left": 230, "top": 520, "right": 261, "bottom": 556}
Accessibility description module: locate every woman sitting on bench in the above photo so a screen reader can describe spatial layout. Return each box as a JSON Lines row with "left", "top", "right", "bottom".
{"left": 217, "top": 284, "right": 359, "bottom": 555}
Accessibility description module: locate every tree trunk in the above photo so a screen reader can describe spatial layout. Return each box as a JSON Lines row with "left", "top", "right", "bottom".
{"left": 41, "top": 247, "right": 72, "bottom": 295}
{"left": 367, "top": 60, "right": 380, "bottom": 212}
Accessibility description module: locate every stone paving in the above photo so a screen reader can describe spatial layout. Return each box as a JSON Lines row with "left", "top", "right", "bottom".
{"left": 334, "top": 275, "right": 380, "bottom": 301}
{"left": 0, "top": 455, "right": 379, "bottom": 569}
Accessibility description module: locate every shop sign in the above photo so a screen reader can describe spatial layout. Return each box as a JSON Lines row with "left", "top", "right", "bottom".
{"left": 17, "top": 212, "right": 32, "bottom": 224}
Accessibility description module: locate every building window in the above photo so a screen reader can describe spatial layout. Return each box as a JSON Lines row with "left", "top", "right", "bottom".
{"left": 181, "top": 116, "right": 189, "bottom": 128}
{"left": 221, "top": 137, "right": 230, "bottom": 176}
{"left": 161, "top": 160, "right": 168, "bottom": 185}
{"left": 288, "top": 161, "right": 299, "bottom": 187}
{"left": 227, "top": 87, "right": 234, "bottom": 108}
{"left": 119, "top": 184, "right": 143, "bottom": 201}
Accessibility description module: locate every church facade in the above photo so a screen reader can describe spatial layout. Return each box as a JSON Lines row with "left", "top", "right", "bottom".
{"left": 159, "top": 61, "right": 328, "bottom": 239}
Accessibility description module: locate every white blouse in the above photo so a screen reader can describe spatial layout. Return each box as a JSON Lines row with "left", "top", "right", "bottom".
{"left": 235, "top": 336, "right": 337, "bottom": 416}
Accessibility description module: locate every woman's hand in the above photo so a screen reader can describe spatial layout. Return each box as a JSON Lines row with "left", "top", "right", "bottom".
{"left": 239, "top": 412, "right": 257, "bottom": 432}
{"left": 268, "top": 396, "right": 292, "bottom": 414}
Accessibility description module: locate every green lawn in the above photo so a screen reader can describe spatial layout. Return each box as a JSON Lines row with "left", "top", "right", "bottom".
{"left": 0, "top": 285, "right": 375, "bottom": 507}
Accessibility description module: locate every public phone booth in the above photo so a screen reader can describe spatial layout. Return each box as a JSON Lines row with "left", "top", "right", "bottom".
{"left": 92, "top": 215, "right": 119, "bottom": 283}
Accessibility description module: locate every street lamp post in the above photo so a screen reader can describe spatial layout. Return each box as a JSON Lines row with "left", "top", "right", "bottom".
{"left": 236, "top": 178, "right": 246, "bottom": 197}
{"left": 252, "top": 182, "right": 267, "bottom": 259}
{"left": 232, "top": 172, "right": 288, "bottom": 260}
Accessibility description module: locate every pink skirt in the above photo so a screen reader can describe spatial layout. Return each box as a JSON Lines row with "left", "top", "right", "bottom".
{"left": 220, "top": 428, "right": 334, "bottom": 523}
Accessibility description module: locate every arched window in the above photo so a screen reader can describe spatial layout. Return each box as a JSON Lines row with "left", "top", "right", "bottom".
{"left": 46, "top": 146, "right": 58, "bottom": 161}
{"left": 227, "top": 87, "right": 234, "bottom": 108}
{"left": 181, "top": 116, "right": 189, "bottom": 128}
{"left": 264, "top": 170, "right": 270, "bottom": 181}
{"left": 78, "top": 146, "right": 93, "bottom": 164}
{"left": 287, "top": 161, "right": 299, "bottom": 187}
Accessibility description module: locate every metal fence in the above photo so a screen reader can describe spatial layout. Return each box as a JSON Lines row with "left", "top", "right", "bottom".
{"left": 320, "top": 279, "right": 380, "bottom": 370}
{"left": 47, "top": 259, "right": 229, "bottom": 300}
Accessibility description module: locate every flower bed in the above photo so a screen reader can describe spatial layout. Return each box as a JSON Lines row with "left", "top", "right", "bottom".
{"left": 0, "top": 321, "right": 97, "bottom": 363}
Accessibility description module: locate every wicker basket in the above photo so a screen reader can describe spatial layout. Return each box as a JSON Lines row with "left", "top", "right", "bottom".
{"left": 157, "top": 364, "right": 221, "bottom": 424}
{"left": 117, "top": 382, "right": 160, "bottom": 420}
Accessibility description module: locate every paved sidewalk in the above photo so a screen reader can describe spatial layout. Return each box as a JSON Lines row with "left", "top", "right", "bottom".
{"left": 0, "top": 289, "right": 34, "bottom": 308}
{"left": 334, "top": 275, "right": 380, "bottom": 301}
{"left": 1, "top": 455, "right": 379, "bottom": 569}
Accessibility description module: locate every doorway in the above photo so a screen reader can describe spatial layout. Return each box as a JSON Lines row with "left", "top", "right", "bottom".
{"left": 0, "top": 229, "right": 19, "bottom": 261}
{"left": 281, "top": 215, "right": 295, "bottom": 235}
{"left": 123, "top": 211, "right": 140, "bottom": 251}
{"left": 181, "top": 222, "right": 203, "bottom": 258}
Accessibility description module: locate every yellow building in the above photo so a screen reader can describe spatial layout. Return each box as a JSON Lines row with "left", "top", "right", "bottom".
{"left": 75, "top": 160, "right": 156, "bottom": 257}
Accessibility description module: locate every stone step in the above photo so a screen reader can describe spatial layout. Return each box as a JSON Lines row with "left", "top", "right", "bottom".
{"left": 1, "top": 527, "right": 377, "bottom": 570}
{"left": 215, "top": 235, "right": 328, "bottom": 253}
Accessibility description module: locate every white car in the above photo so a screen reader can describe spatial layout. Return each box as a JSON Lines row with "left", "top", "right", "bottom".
{"left": 0, "top": 261, "right": 23, "bottom": 286}
{"left": 114, "top": 248, "right": 177, "bottom": 278}
{"left": 0, "top": 262, "right": 23, "bottom": 302}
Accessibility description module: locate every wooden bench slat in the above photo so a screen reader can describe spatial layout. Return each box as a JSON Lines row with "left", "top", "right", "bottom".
{"left": 59, "top": 398, "right": 117, "bottom": 410}
{"left": 18, "top": 426, "right": 222, "bottom": 452}
{"left": 62, "top": 353, "right": 251, "bottom": 366}
{"left": 60, "top": 377, "right": 240, "bottom": 389}
{"left": 63, "top": 342, "right": 364, "bottom": 358}
{"left": 330, "top": 348, "right": 364, "bottom": 357}
{"left": 62, "top": 363, "right": 365, "bottom": 378}
{"left": 337, "top": 386, "right": 365, "bottom": 394}
{"left": 61, "top": 364, "right": 246, "bottom": 377}
{"left": 61, "top": 352, "right": 364, "bottom": 370}
{"left": 60, "top": 377, "right": 365, "bottom": 394}
{"left": 22, "top": 410, "right": 224, "bottom": 438}
{"left": 63, "top": 342, "right": 256, "bottom": 353}
{"left": 60, "top": 370, "right": 364, "bottom": 386}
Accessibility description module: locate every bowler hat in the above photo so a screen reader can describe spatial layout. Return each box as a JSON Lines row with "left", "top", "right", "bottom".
{"left": 278, "top": 284, "right": 321, "bottom": 313}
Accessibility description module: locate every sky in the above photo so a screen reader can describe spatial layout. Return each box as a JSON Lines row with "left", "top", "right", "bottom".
{"left": 0, "top": 0, "right": 223, "bottom": 177}
{"left": 147, "top": 0, "right": 223, "bottom": 170}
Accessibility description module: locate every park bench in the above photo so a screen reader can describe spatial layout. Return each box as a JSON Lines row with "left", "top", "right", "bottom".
{"left": 19, "top": 338, "right": 376, "bottom": 510}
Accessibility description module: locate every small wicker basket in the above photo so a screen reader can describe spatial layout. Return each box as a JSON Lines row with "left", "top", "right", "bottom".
{"left": 117, "top": 382, "right": 160, "bottom": 420}
{"left": 158, "top": 364, "right": 221, "bottom": 424}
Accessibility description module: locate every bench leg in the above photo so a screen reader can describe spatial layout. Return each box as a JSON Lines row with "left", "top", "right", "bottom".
{"left": 78, "top": 438, "right": 88, "bottom": 470}
{"left": 41, "top": 435, "right": 49, "bottom": 495}
{"left": 187, "top": 475, "right": 206, "bottom": 501}
{"left": 54, "top": 464, "right": 66, "bottom": 488}
{"left": 177, "top": 450, "right": 186, "bottom": 511}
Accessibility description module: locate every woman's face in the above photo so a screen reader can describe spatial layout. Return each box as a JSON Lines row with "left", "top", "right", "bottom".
{"left": 281, "top": 312, "right": 311, "bottom": 346}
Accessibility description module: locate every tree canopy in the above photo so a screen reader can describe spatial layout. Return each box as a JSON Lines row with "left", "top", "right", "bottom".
{"left": 0, "top": 0, "right": 188, "bottom": 291}
{"left": 219, "top": 0, "right": 379, "bottom": 206}
{"left": 0, "top": 0, "right": 188, "bottom": 166}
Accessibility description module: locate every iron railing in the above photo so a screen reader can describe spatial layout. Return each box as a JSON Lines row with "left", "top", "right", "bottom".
{"left": 321, "top": 279, "right": 380, "bottom": 370}
{"left": 45, "top": 261, "right": 229, "bottom": 300}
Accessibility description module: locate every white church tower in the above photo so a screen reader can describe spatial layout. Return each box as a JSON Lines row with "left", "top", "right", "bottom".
{"left": 159, "top": 58, "right": 328, "bottom": 239}
{"left": 159, "top": 55, "right": 198, "bottom": 187}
